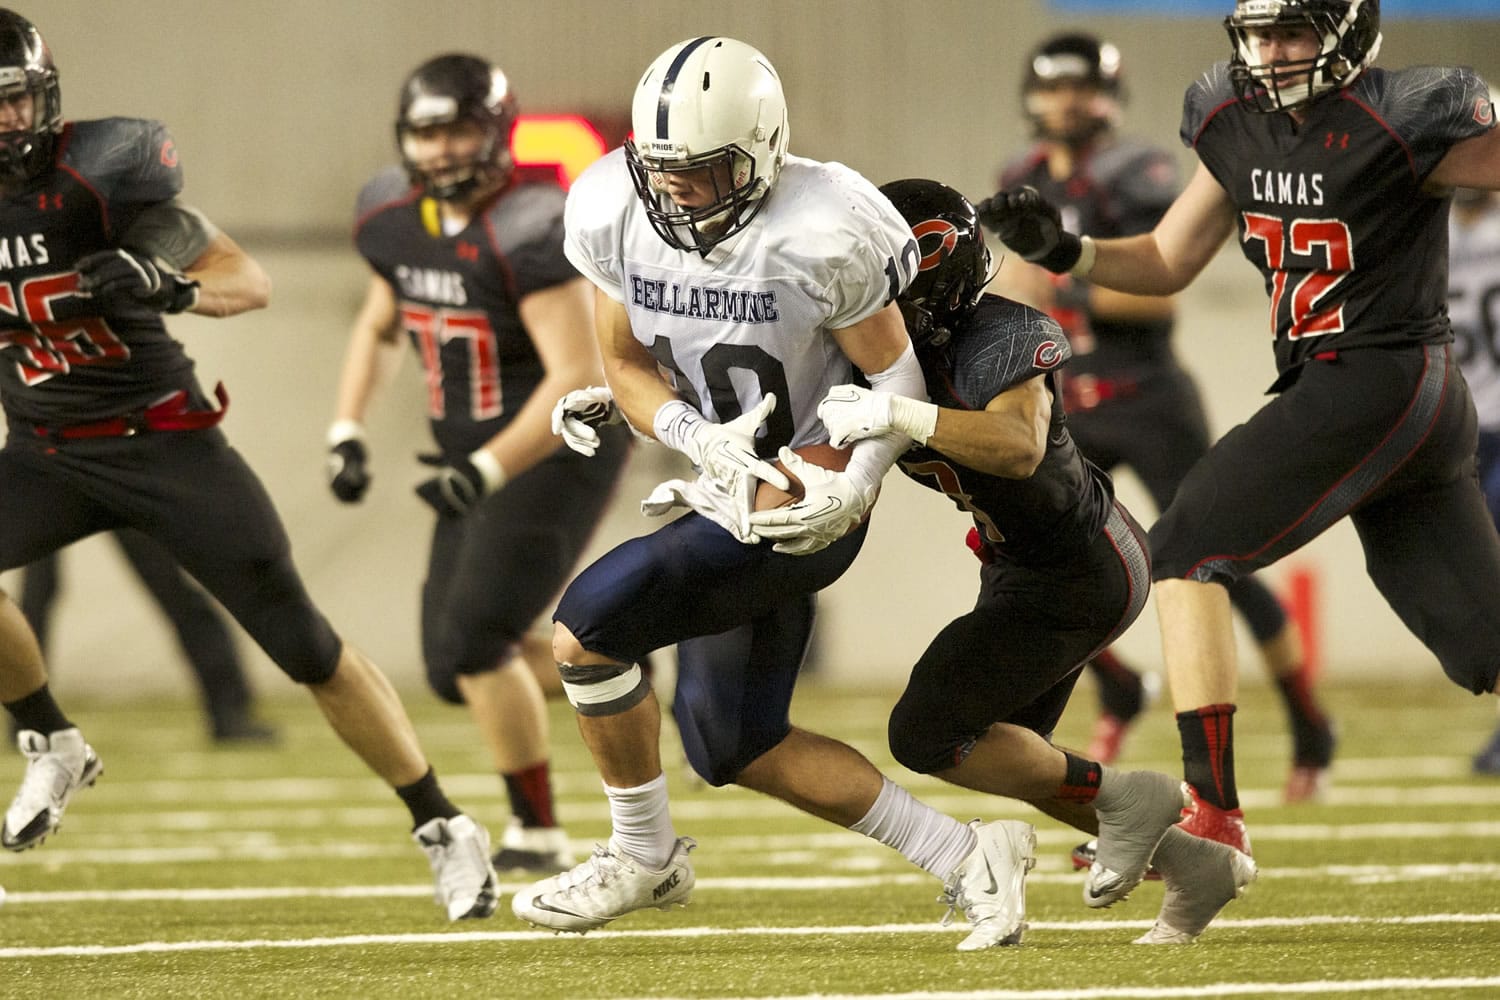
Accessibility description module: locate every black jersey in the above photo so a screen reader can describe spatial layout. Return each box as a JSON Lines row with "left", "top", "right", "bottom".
{"left": 1183, "top": 63, "right": 1494, "bottom": 378}
{"left": 1001, "top": 138, "right": 1179, "bottom": 374}
{"left": 899, "top": 294, "right": 1114, "bottom": 567}
{"left": 354, "top": 167, "right": 579, "bottom": 455}
{"left": 0, "top": 118, "right": 201, "bottom": 425}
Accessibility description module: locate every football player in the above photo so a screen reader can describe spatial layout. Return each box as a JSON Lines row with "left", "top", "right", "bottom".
{"left": 510, "top": 35, "right": 971, "bottom": 938}
{"left": 800, "top": 179, "right": 1253, "bottom": 945}
{"left": 546, "top": 180, "right": 1256, "bottom": 947}
{"left": 328, "top": 53, "right": 630, "bottom": 874}
{"left": 996, "top": 32, "right": 1335, "bottom": 807}
{"left": 0, "top": 10, "right": 498, "bottom": 922}
{"left": 980, "top": 0, "right": 1500, "bottom": 859}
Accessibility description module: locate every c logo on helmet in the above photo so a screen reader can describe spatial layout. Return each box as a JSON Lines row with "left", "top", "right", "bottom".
{"left": 1034, "top": 340, "right": 1064, "bottom": 370}
{"left": 912, "top": 218, "right": 959, "bottom": 272}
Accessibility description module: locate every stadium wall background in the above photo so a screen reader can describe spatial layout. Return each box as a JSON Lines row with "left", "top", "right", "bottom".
{"left": 20, "top": 1, "right": 1500, "bottom": 699}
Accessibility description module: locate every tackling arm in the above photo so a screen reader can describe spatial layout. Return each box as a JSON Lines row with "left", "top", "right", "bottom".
{"left": 923, "top": 375, "right": 1051, "bottom": 479}
{"left": 181, "top": 230, "right": 272, "bottom": 318}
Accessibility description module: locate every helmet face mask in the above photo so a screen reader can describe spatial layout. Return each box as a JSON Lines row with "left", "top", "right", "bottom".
{"left": 1022, "top": 32, "right": 1123, "bottom": 144}
{"left": 1225, "top": 0, "right": 1382, "bottom": 114}
{"left": 878, "top": 179, "right": 993, "bottom": 351}
{"left": 396, "top": 54, "right": 517, "bottom": 201}
{"left": 0, "top": 9, "right": 60, "bottom": 187}
{"left": 625, "top": 37, "right": 788, "bottom": 253}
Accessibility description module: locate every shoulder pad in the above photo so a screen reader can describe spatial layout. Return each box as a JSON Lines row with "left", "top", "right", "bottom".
{"left": 354, "top": 166, "right": 416, "bottom": 226}
{"left": 1350, "top": 66, "right": 1495, "bottom": 177}
{"left": 63, "top": 118, "right": 183, "bottom": 204}
{"left": 999, "top": 147, "right": 1048, "bottom": 189}
{"left": 482, "top": 181, "right": 566, "bottom": 256}
{"left": 563, "top": 148, "right": 633, "bottom": 298}
{"left": 950, "top": 295, "right": 1070, "bottom": 405}
{"left": 1180, "top": 63, "right": 1239, "bottom": 149}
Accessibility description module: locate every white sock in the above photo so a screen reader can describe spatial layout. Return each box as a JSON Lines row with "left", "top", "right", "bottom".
{"left": 849, "top": 777, "right": 976, "bottom": 878}
{"left": 603, "top": 772, "right": 676, "bottom": 869}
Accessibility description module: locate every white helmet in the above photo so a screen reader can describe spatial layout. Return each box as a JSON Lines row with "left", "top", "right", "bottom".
{"left": 625, "top": 37, "right": 789, "bottom": 253}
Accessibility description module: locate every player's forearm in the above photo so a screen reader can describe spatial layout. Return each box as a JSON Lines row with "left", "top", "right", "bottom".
{"left": 927, "top": 405, "right": 1047, "bottom": 479}
{"left": 1085, "top": 234, "right": 1194, "bottom": 297}
{"left": 332, "top": 328, "right": 400, "bottom": 425}
{"left": 184, "top": 238, "right": 271, "bottom": 318}
{"left": 607, "top": 356, "right": 680, "bottom": 440}
{"left": 482, "top": 369, "right": 597, "bottom": 477}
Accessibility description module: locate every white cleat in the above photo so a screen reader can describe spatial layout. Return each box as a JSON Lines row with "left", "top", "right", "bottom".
{"left": 1135, "top": 826, "right": 1258, "bottom": 944}
{"left": 3, "top": 728, "right": 102, "bottom": 851}
{"left": 511, "top": 837, "right": 695, "bottom": 933}
{"left": 491, "top": 817, "right": 576, "bottom": 874}
{"left": 414, "top": 814, "right": 499, "bottom": 921}
{"left": 1085, "top": 769, "right": 1190, "bottom": 908}
{"left": 939, "top": 819, "right": 1037, "bottom": 951}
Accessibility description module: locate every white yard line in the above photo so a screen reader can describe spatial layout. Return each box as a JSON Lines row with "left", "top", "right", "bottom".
{"left": 1, "top": 914, "right": 1498, "bottom": 959}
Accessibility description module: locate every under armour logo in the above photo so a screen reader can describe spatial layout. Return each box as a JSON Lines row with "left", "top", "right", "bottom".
{"left": 456, "top": 241, "right": 479, "bottom": 262}
{"left": 1324, "top": 132, "right": 1349, "bottom": 150}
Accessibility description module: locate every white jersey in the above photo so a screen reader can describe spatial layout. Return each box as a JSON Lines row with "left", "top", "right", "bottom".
{"left": 1449, "top": 200, "right": 1500, "bottom": 433}
{"left": 565, "top": 149, "right": 917, "bottom": 451}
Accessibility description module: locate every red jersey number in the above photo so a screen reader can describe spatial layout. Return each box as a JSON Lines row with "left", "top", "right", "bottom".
{"left": 400, "top": 303, "right": 503, "bottom": 421}
{"left": 1242, "top": 213, "right": 1353, "bottom": 341}
{"left": 0, "top": 274, "right": 128, "bottom": 385}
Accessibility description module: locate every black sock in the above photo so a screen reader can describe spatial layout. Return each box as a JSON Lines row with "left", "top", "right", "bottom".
{"left": 395, "top": 767, "right": 460, "bottom": 830}
{"left": 3, "top": 685, "right": 72, "bottom": 735}
{"left": 1058, "top": 751, "right": 1103, "bottom": 803}
{"left": 1176, "top": 704, "right": 1239, "bottom": 811}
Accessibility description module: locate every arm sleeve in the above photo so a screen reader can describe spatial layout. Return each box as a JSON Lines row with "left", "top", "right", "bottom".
{"left": 118, "top": 198, "right": 219, "bottom": 270}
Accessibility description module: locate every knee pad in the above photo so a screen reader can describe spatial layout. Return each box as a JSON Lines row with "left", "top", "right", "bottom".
{"left": 558, "top": 660, "right": 651, "bottom": 716}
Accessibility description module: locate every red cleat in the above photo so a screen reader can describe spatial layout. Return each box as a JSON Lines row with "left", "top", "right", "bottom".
{"left": 1179, "top": 787, "right": 1252, "bottom": 856}
{"left": 1086, "top": 712, "right": 1132, "bottom": 765}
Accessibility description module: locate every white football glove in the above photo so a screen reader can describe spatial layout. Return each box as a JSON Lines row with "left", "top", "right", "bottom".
{"left": 552, "top": 385, "right": 621, "bottom": 457}
{"left": 747, "top": 446, "right": 875, "bottom": 555}
{"left": 640, "top": 476, "right": 759, "bottom": 544}
{"left": 818, "top": 384, "right": 939, "bottom": 448}
{"left": 656, "top": 394, "right": 791, "bottom": 504}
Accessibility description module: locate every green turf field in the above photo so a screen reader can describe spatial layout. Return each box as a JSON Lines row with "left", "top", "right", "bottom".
{"left": 2, "top": 676, "right": 1498, "bottom": 999}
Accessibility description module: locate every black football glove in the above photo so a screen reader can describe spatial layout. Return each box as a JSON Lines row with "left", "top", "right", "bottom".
{"left": 974, "top": 186, "right": 1083, "bottom": 274}
{"left": 76, "top": 248, "right": 200, "bottom": 313}
{"left": 415, "top": 452, "right": 488, "bottom": 518}
{"left": 327, "top": 438, "right": 371, "bottom": 503}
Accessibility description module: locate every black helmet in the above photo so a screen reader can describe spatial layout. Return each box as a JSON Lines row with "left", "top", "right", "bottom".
{"left": 879, "top": 179, "right": 992, "bottom": 349}
{"left": 396, "top": 53, "right": 518, "bottom": 200}
{"left": 1226, "top": 0, "right": 1382, "bottom": 113}
{"left": 1022, "top": 31, "right": 1124, "bottom": 143}
{"left": 0, "top": 9, "right": 60, "bottom": 185}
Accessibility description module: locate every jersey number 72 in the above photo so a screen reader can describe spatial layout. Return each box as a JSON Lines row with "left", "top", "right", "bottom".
{"left": 1241, "top": 213, "right": 1353, "bottom": 341}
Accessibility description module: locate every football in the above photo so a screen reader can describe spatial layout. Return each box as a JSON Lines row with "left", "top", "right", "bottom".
{"left": 754, "top": 443, "right": 853, "bottom": 510}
